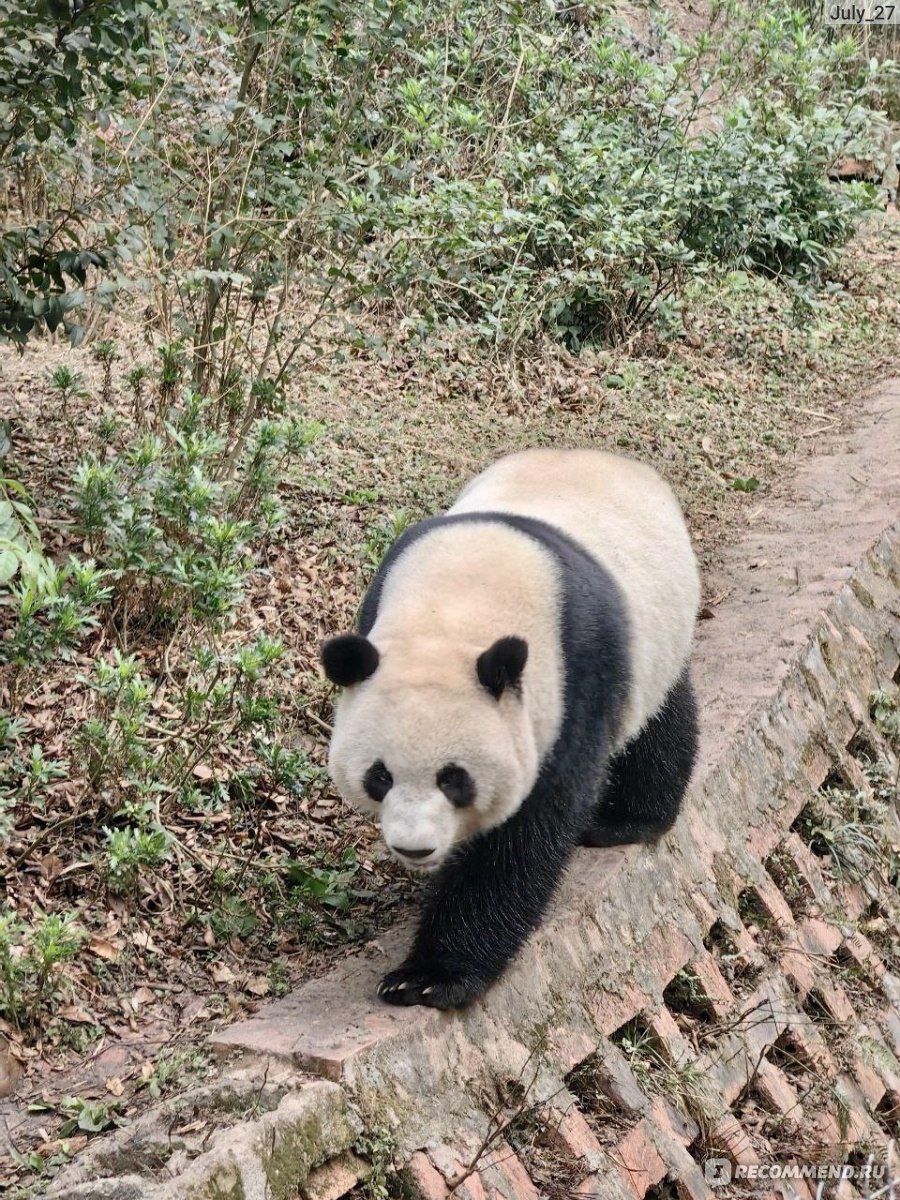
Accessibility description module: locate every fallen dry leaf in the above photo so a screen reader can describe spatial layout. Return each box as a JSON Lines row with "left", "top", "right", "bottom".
{"left": 57, "top": 1006, "right": 96, "bottom": 1026}
{"left": 105, "top": 1076, "right": 125, "bottom": 1097}
{"left": 0, "top": 1039, "right": 25, "bottom": 1099}
{"left": 87, "top": 936, "right": 120, "bottom": 962}
{"left": 131, "top": 930, "right": 159, "bottom": 952}
{"left": 245, "top": 975, "right": 270, "bottom": 997}
{"left": 40, "top": 852, "right": 64, "bottom": 881}
{"left": 130, "top": 986, "right": 156, "bottom": 1011}
{"left": 211, "top": 963, "right": 237, "bottom": 985}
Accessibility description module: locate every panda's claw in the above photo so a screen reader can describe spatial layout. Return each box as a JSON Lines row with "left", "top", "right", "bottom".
{"left": 377, "top": 962, "right": 486, "bottom": 1009}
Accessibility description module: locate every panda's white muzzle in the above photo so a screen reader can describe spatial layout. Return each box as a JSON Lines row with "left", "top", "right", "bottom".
{"left": 381, "top": 789, "right": 455, "bottom": 871}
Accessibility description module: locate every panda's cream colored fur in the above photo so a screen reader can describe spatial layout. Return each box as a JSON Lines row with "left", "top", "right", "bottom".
{"left": 450, "top": 448, "right": 700, "bottom": 747}
{"left": 327, "top": 521, "right": 565, "bottom": 864}
{"left": 322, "top": 447, "right": 701, "bottom": 1009}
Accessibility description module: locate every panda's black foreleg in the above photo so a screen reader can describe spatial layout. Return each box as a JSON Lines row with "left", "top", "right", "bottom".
{"left": 378, "top": 793, "right": 580, "bottom": 1009}
{"left": 581, "top": 668, "right": 698, "bottom": 848}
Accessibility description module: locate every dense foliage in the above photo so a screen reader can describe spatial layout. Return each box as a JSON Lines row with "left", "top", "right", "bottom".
{"left": 1, "top": 0, "right": 895, "bottom": 359}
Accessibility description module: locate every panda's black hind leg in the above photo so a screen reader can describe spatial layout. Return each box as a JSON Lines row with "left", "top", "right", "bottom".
{"left": 581, "top": 667, "right": 698, "bottom": 848}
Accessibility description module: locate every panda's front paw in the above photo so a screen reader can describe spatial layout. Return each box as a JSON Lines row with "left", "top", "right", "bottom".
{"left": 377, "top": 961, "right": 487, "bottom": 1010}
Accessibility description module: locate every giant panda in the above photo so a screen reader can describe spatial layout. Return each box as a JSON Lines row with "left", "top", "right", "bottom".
{"left": 321, "top": 448, "right": 700, "bottom": 1010}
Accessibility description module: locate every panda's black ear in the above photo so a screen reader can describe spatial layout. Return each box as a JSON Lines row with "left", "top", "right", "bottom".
{"left": 476, "top": 636, "right": 528, "bottom": 699}
{"left": 321, "top": 634, "right": 380, "bottom": 687}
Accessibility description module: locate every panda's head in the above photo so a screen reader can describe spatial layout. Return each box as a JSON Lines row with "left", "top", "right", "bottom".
{"left": 320, "top": 632, "right": 536, "bottom": 871}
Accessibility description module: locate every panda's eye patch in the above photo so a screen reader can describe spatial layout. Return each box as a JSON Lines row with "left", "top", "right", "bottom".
{"left": 436, "top": 764, "right": 476, "bottom": 809}
{"left": 363, "top": 760, "right": 393, "bottom": 802}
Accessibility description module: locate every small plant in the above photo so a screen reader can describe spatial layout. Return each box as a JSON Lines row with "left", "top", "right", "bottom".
{"left": 796, "top": 784, "right": 900, "bottom": 892}
{"left": 57, "top": 1095, "right": 122, "bottom": 1137}
{"left": 92, "top": 340, "right": 119, "bottom": 406}
{"left": 363, "top": 511, "right": 414, "bottom": 573}
{"left": 871, "top": 689, "right": 900, "bottom": 747}
{"left": 615, "top": 1017, "right": 716, "bottom": 1127}
{"left": 0, "top": 910, "right": 86, "bottom": 1039}
{"left": 353, "top": 1129, "right": 400, "bottom": 1200}
{"left": 136, "top": 1046, "right": 210, "bottom": 1100}
{"left": 664, "top": 966, "right": 714, "bottom": 1020}
{"left": 125, "top": 365, "right": 151, "bottom": 425}
{"left": 18, "top": 744, "right": 69, "bottom": 810}
{"left": 102, "top": 823, "right": 171, "bottom": 894}
{"left": 283, "top": 848, "right": 371, "bottom": 914}
{"left": 1, "top": 552, "right": 112, "bottom": 683}
{"left": 47, "top": 366, "right": 88, "bottom": 422}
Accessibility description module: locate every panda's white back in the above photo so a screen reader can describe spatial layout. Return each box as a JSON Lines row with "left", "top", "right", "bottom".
{"left": 449, "top": 448, "right": 700, "bottom": 747}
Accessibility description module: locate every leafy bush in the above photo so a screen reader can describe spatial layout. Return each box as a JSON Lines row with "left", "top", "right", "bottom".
{"left": 69, "top": 394, "right": 319, "bottom": 636}
{"left": 2, "top": 0, "right": 894, "bottom": 359}
{"left": 0, "top": 0, "right": 164, "bottom": 342}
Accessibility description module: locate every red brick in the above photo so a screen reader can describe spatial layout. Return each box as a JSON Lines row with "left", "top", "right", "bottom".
{"left": 708, "top": 1114, "right": 759, "bottom": 1166}
{"left": 781, "top": 832, "right": 832, "bottom": 902}
{"left": 787, "top": 1018, "right": 838, "bottom": 1074}
{"left": 541, "top": 1103, "right": 604, "bottom": 1162}
{"left": 425, "top": 1146, "right": 487, "bottom": 1200}
{"left": 673, "top": 1167, "right": 716, "bottom": 1200}
{"left": 648, "top": 1097, "right": 699, "bottom": 1148}
{"left": 691, "top": 893, "right": 721, "bottom": 931}
{"left": 831, "top": 1182, "right": 862, "bottom": 1200}
{"left": 811, "top": 979, "right": 856, "bottom": 1024}
{"left": 699, "top": 1040, "right": 756, "bottom": 1108}
{"left": 587, "top": 980, "right": 650, "bottom": 1038}
{"left": 548, "top": 1024, "right": 605, "bottom": 1073}
{"left": 406, "top": 1152, "right": 449, "bottom": 1200}
{"left": 840, "top": 930, "right": 886, "bottom": 983}
{"left": 834, "top": 1075, "right": 881, "bottom": 1145}
{"left": 305, "top": 1153, "right": 369, "bottom": 1200}
{"left": 834, "top": 878, "right": 869, "bottom": 920}
{"left": 480, "top": 1142, "right": 540, "bottom": 1200}
{"left": 689, "top": 954, "right": 734, "bottom": 1020}
{"left": 850, "top": 1053, "right": 886, "bottom": 1109}
{"left": 729, "top": 920, "right": 767, "bottom": 964}
{"left": 877, "top": 1090, "right": 900, "bottom": 1133}
{"left": 595, "top": 1043, "right": 649, "bottom": 1114}
{"left": 804, "top": 1108, "right": 844, "bottom": 1156}
{"left": 750, "top": 876, "right": 796, "bottom": 932}
{"left": 797, "top": 733, "right": 836, "bottom": 788}
{"left": 446, "top": 1168, "right": 488, "bottom": 1200}
{"left": 778, "top": 940, "right": 818, "bottom": 999}
{"left": 880, "top": 1009, "right": 900, "bottom": 1060}
{"left": 755, "top": 1060, "right": 802, "bottom": 1121}
{"left": 611, "top": 1120, "right": 668, "bottom": 1198}
{"left": 574, "top": 1175, "right": 636, "bottom": 1200}
{"left": 797, "top": 917, "right": 844, "bottom": 959}
{"left": 647, "top": 1008, "right": 694, "bottom": 1067}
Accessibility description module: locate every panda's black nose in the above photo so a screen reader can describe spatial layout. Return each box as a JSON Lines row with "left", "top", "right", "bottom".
{"left": 393, "top": 846, "right": 436, "bottom": 860}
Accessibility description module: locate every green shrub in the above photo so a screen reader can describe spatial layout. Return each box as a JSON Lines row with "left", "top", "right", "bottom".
{"left": 3, "top": 0, "right": 895, "bottom": 358}
{"left": 0, "top": 910, "right": 86, "bottom": 1038}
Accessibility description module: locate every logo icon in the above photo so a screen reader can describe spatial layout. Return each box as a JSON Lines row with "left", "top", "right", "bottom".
{"left": 704, "top": 1158, "right": 733, "bottom": 1186}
